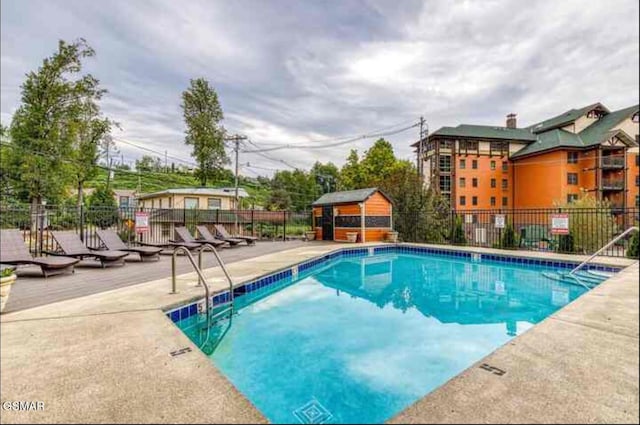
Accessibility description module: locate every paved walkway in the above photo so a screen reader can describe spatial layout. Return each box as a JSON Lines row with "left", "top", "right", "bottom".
{"left": 0, "top": 243, "right": 637, "bottom": 424}
{"left": 4, "top": 240, "right": 309, "bottom": 313}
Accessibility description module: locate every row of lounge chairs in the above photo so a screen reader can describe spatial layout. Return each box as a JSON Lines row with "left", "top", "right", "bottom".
{"left": 0, "top": 225, "right": 258, "bottom": 278}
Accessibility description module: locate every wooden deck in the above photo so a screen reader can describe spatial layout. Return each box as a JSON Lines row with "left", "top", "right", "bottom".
{"left": 3, "top": 240, "right": 311, "bottom": 313}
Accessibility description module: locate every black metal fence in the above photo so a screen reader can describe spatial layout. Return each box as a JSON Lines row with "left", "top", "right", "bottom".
{"left": 0, "top": 204, "right": 313, "bottom": 255}
{"left": 394, "top": 207, "right": 639, "bottom": 258}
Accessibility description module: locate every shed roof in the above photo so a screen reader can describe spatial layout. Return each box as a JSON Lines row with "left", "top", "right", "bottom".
{"left": 311, "top": 188, "right": 390, "bottom": 206}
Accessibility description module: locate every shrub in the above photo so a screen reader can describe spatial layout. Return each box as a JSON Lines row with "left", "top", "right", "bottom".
{"left": 500, "top": 224, "right": 517, "bottom": 249}
{"left": 450, "top": 216, "right": 466, "bottom": 245}
{"left": 86, "top": 186, "right": 118, "bottom": 228}
{"left": 558, "top": 233, "right": 575, "bottom": 253}
{"left": 627, "top": 231, "right": 639, "bottom": 259}
{"left": 556, "top": 196, "right": 617, "bottom": 254}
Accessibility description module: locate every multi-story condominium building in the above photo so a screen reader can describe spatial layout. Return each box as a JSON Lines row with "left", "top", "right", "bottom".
{"left": 413, "top": 103, "right": 639, "bottom": 210}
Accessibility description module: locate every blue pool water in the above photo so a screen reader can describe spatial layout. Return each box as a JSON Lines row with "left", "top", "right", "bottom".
{"left": 174, "top": 251, "right": 590, "bottom": 424}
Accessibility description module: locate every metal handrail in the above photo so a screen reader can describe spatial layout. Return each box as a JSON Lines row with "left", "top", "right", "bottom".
{"left": 171, "top": 246, "right": 212, "bottom": 322}
{"left": 570, "top": 226, "right": 638, "bottom": 275}
{"left": 197, "top": 244, "right": 235, "bottom": 306}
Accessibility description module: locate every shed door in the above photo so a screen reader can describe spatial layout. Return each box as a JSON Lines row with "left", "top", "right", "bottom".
{"left": 322, "top": 206, "right": 333, "bottom": 240}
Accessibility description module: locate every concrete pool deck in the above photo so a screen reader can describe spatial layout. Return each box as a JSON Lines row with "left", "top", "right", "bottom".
{"left": 0, "top": 243, "right": 637, "bottom": 423}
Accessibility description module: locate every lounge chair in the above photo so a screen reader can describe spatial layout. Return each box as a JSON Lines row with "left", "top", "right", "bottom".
{"left": 197, "top": 225, "right": 244, "bottom": 248}
{"left": 519, "top": 225, "right": 557, "bottom": 250}
{"left": 214, "top": 224, "right": 257, "bottom": 245}
{"left": 50, "top": 231, "right": 128, "bottom": 268}
{"left": 96, "top": 229, "right": 162, "bottom": 261}
{"left": 173, "top": 226, "right": 227, "bottom": 248}
{"left": 0, "top": 229, "right": 80, "bottom": 277}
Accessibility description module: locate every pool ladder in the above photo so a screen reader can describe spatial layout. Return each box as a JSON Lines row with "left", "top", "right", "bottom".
{"left": 171, "top": 244, "right": 235, "bottom": 327}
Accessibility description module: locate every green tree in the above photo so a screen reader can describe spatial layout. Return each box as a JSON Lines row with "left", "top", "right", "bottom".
{"left": 135, "top": 155, "right": 162, "bottom": 172}
{"left": 7, "top": 39, "right": 97, "bottom": 206}
{"left": 311, "top": 161, "right": 339, "bottom": 194}
{"left": 86, "top": 185, "right": 118, "bottom": 228}
{"left": 339, "top": 149, "right": 366, "bottom": 190}
{"left": 268, "top": 169, "right": 317, "bottom": 212}
{"left": 361, "top": 138, "right": 398, "bottom": 185}
{"left": 68, "top": 88, "right": 113, "bottom": 209}
{"left": 181, "top": 78, "right": 227, "bottom": 185}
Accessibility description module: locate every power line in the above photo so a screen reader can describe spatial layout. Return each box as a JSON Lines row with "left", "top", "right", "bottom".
{"left": 250, "top": 118, "right": 419, "bottom": 147}
{"left": 241, "top": 122, "right": 420, "bottom": 153}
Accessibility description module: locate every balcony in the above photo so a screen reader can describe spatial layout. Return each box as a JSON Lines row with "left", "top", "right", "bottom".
{"left": 601, "top": 156, "right": 625, "bottom": 169}
{"left": 601, "top": 178, "right": 624, "bottom": 191}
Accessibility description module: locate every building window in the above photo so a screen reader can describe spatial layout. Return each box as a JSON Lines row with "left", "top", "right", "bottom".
{"left": 502, "top": 179, "right": 508, "bottom": 189}
{"left": 567, "top": 173, "right": 578, "bottom": 185}
{"left": 502, "top": 162, "right": 508, "bottom": 172}
{"left": 185, "top": 197, "right": 199, "bottom": 209}
{"left": 637, "top": 195, "right": 640, "bottom": 207}
{"left": 502, "top": 197, "right": 508, "bottom": 207}
{"left": 151, "top": 200, "right": 155, "bottom": 209}
{"left": 439, "top": 155, "right": 451, "bottom": 172}
{"left": 460, "top": 140, "right": 479, "bottom": 154}
{"left": 459, "top": 177, "right": 466, "bottom": 188}
{"left": 440, "top": 140, "right": 453, "bottom": 149}
{"left": 490, "top": 141, "right": 509, "bottom": 156}
{"left": 472, "top": 196, "right": 478, "bottom": 206}
{"left": 459, "top": 159, "right": 466, "bottom": 169}
{"left": 472, "top": 178, "right": 478, "bottom": 188}
{"left": 159, "top": 199, "right": 163, "bottom": 209}
{"left": 207, "top": 198, "right": 222, "bottom": 209}
{"left": 460, "top": 196, "right": 466, "bottom": 206}
{"left": 490, "top": 197, "right": 496, "bottom": 206}
{"left": 119, "top": 196, "right": 129, "bottom": 208}
{"left": 567, "top": 194, "right": 579, "bottom": 203}
{"left": 636, "top": 175, "right": 639, "bottom": 187}
{"left": 439, "top": 176, "right": 451, "bottom": 193}
{"left": 491, "top": 178, "right": 496, "bottom": 188}
{"left": 567, "top": 151, "right": 579, "bottom": 164}
{"left": 490, "top": 160, "right": 496, "bottom": 170}
{"left": 472, "top": 159, "right": 478, "bottom": 169}
{"left": 636, "top": 155, "right": 639, "bottom": 166}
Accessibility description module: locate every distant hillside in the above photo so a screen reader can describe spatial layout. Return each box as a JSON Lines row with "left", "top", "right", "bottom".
{"left": 86, "top": 168, "right": 270, "bottom": 207}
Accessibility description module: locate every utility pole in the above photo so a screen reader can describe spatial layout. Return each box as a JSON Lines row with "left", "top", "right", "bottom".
{"left": 164, "top": 150, "right": 168, "bottom": 173}
{"left": 418, "top": 116, "right": 425, "bottom": 178}
{"left": 106, "top": 158, "right": 114, "bottom": 190}
{"left": 224, "top": 133, "right": 248, "bottom": 206}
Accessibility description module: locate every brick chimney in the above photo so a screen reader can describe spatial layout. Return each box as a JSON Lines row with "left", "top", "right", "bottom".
{"left": 506, "top": 113, "right": 517, "bottom": 129}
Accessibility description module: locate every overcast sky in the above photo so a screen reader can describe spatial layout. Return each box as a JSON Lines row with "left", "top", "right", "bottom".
{"left": 1, "top": 0, "right": 638, "bottom": 177}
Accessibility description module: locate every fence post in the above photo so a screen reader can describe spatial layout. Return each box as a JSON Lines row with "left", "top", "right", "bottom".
{"left": 38, "top": 204, "right": 45, "bottom": 256}
{"left": 79, "top": 204, "right": 85, "bottom": 242}
{"left": 251, "top": 209, "right": 255, "bottom": 237}
{"left": 283, "top": 210, "right": 287, "bottom": 242}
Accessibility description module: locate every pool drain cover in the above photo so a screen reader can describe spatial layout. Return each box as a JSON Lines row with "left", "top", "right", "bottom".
{"left": 293, "top": 398, "right": 333, "bottom": 424}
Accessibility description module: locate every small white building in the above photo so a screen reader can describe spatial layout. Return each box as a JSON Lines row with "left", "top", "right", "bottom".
{"left": 136, "top": 187, "right": 249, "bottom": 210}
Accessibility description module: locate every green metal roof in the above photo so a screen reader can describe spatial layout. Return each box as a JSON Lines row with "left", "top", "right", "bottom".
{"left": 511, "top": 104, "right": 639, "bottom": 159}
{"left": 312, "top": 188, "right": 390, "bottom": 206}
{"left": 510, "top": 129, "right": 584, "bottom": 158}
{"left": 578, "top": 104, "right": 639, "bottom": 146}
{"left": 526, "top": 103, "right": 608, "bottom": 133}
{"left": 430, "top": 124, "right": 537, "bottom": 141}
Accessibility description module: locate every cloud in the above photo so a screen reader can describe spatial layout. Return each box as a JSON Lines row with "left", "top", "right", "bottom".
{"left": 1, "top": 0, "right": 638, "bottom": 175}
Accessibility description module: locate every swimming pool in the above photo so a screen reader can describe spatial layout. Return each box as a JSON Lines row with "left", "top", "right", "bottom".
{"left": 168, "top": 246, "right": 618, "bottom": 424}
